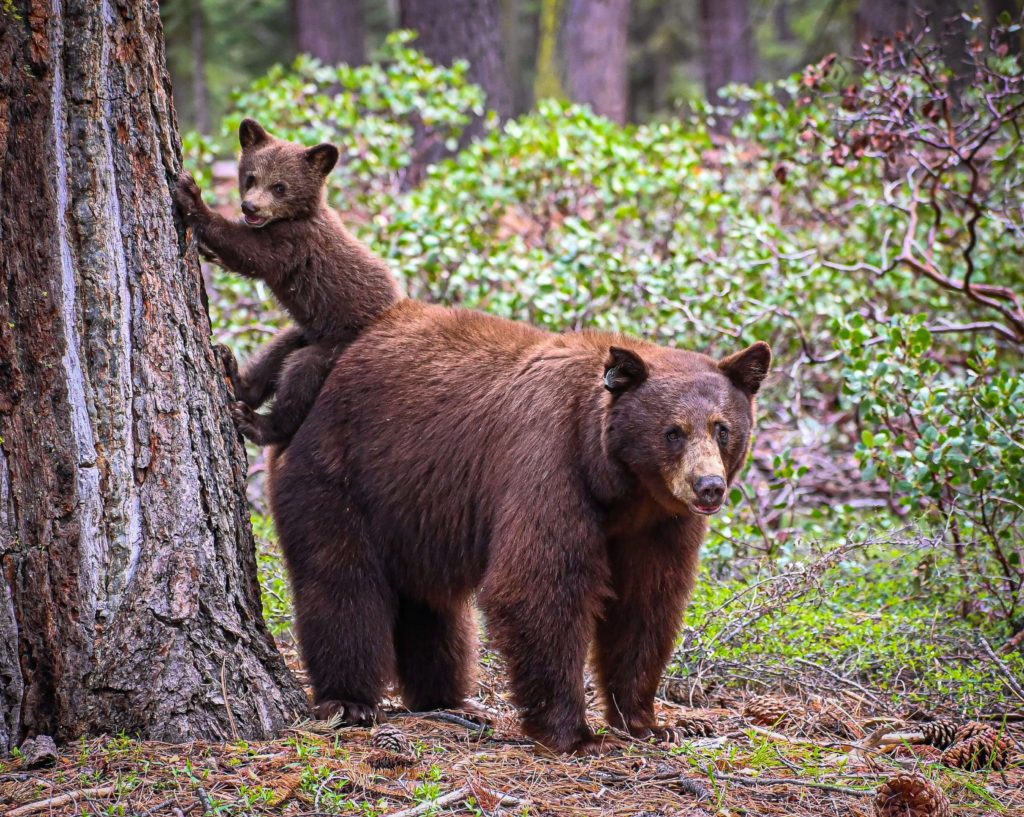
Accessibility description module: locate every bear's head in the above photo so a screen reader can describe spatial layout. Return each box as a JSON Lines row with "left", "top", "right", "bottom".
{"left": 603, "top": 341, "right": 771, "bottom": 517}
{"left": 235, "top": 118, "right": 339, "bottom": 228}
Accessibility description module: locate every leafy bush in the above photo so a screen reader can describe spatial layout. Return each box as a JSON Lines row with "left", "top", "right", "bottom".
{"left": 185, "top": 26, "right": 1023, "bottom": 637}
{"left": 839, "top": 314, "right": 1024, "bottom": 621}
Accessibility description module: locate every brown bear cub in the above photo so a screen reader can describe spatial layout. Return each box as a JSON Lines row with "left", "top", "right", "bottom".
{"left": 173, "top": 119, "right": 402, "bottom": 445}
{"left": 268, "top": 299, "right": 771, "bottom": 754}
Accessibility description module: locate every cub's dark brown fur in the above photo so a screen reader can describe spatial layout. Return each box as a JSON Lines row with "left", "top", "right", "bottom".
{"left": 268, "top": 299, "right": 770, "bottom": 754}
{"left": 173, "top": 119, "right": 402, "bottom": 445}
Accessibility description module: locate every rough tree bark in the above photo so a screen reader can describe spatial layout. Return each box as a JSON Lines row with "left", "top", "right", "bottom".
{"left": 292, "top": 0, "right": 366, "bottom": 65}
{"left": 699, "top": 0, "right": 757, "bottom": 107}
{"left": 400, "top": 0, "right": 512, "bottom": 120}
{"left": 564, "top": 0, "right": 630, "bottom": 124}
{"left": 0, "top": 0, "right": 307, "bottom": 752}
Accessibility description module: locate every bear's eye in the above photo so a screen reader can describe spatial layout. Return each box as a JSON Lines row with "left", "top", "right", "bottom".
{"left": 665, "top": 427, "right": 685, "bottom": 445}
{"left": 244, "top": 173, "right": 256, "bottom": 190}
{"left": 716, "top": 424, "right": 730, "bottom": 446}
{"left": 272, "top": 183, "right": 287, "bottom": 197}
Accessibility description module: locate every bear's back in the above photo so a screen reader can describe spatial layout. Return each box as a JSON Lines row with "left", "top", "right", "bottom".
{"left": 287, "top": 300, "right": 613, "bottom": 597}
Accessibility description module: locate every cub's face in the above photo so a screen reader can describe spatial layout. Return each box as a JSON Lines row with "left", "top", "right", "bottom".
{"left": 235, "top": 119, "right": 339, "bottom": 228}
{"left": 604, "top": 342, "right": 771, "bottom": 517}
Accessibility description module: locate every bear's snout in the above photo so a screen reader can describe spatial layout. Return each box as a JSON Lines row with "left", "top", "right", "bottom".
{"left": 692, "top": 475, "right": 726, "bottom": 513}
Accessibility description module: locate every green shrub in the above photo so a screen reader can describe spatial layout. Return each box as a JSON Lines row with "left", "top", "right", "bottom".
{"left": 184, "top": 31, "right": 1023, "bottom": 633}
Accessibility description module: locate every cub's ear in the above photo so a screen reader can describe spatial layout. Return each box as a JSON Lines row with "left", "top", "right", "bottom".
{"left": 239, "top": 118, "right": 270, "bottom": 149}
{"left": 719, "top": 341, "right": 772, "bottom": 395}
{"left": 305, "top": 143, "right": 340, "bottom": 176}
{"left": 604, "top": 347, "right": 649, "bottom": 394}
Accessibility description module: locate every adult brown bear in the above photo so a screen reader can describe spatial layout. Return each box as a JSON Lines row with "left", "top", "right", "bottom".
{"left": 269, "top": 299, "right": 770, "bottom": 754}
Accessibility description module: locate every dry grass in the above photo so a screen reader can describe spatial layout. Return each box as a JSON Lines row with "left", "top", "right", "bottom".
{"left": 2, "top": 650, "right": 1021, "bottom": 817}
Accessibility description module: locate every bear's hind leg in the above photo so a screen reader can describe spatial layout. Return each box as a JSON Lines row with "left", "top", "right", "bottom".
{"left": 276, "top": 476, "right": 396, "bottom": 725}
{"left": 480, "top": 500, "right": 611, "bottom": 754}
{"left": 293, "top": 561, "right": 397, "bottom": 724}
{"left": 394, "top": 596, "right": 477, "bottom": 713}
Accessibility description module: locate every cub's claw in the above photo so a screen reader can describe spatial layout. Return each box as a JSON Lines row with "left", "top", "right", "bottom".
{"left": 173, "top": 172, "right": 205, "bottom": 220}
{"left": 213, "top": 343, "right": 240, "bottom": 383}
{"left": 229, "top": 400, "right": 265, "bottom": 444}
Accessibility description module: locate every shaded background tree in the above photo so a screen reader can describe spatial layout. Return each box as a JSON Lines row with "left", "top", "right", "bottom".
{"left": 400, "top": 0, "right": 513, "bottom": 120}
{"left": 0, "top": 0, "right": 307, "bottom": 752}
{"left": 162, "top": 0, "right": 1024, "bottom": 128}
{"left": 293, "top": 0, "right": 366, "bottom": 65}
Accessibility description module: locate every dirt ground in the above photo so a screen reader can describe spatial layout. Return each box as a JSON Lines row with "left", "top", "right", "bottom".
{"left": 2, "top": 644, "right": 1022, "bottom": 817}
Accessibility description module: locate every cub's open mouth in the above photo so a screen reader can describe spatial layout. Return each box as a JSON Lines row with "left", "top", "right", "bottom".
{"left": 243, "top": 213, "right": 268, "bottom": 227}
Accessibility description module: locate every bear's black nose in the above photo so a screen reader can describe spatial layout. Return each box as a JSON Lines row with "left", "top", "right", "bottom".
{"left": 693, "top": 475, "right": 726, "bottom": 508}
{"left": 241, "top": 200, "right": 259, "bottom": 216}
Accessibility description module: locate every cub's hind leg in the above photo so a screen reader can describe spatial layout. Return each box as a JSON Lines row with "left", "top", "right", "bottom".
{"left": 232, "top": 343, "right": 335, "bottom": 446}
{"left": 218, "top": 325, "right": 306, "bottom": 409}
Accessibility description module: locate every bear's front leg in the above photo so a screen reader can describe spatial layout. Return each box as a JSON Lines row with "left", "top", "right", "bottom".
{"left": 480, "top": 500, "right": 615, "bottom": 755}
{"left": 594, "top": 519, "right": 702, "bottom": 743}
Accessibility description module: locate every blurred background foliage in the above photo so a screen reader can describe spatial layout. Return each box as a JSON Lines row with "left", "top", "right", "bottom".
{"left": 165, "top": 1, "right": 1024, "bottom": 709}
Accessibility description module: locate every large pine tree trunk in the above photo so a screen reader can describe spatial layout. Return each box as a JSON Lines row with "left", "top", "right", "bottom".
{"left": 0, "top": 0, "right": 307, "bottom": 752}
{"left": 293, "top": 0, "right": 366, "bottom": 65}
{"left": 564, "top": 0, "right": 630, "bottom": 123}
{"left": 400, "top": 0, "right": 512, "bottom": 120}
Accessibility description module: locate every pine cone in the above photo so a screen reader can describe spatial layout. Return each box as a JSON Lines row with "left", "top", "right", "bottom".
{"left": 874, "top": 773, "right": 950, "bottom": 817}
{"left": 953, "top": 721, "right": 994, "bottom": 743}
{"left": 673, "top": 716, "right": 716, "bottom": 738}
{"left": 919, "top": 719, "right": 961, "bottom": 749}
{"left": 371, "top": 724, "right": 412, "bottom": 755}
{"left": 367, "top": 724, "right": 415, "bottom": 769}
{"left": 742, "top": 695, "right": 792, "bottom": 726}
{"left": 940, "top": 731, "right": 1011, "bottom": 771}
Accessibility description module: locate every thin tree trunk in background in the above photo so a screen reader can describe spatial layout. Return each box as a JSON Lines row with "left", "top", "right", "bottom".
{"left": 699, "top": 0, "right": 757, "bottom": 106}
{"left": 293, "top": 0, "right": 366, "bottom": 65}
{"left": 856, "top": 0, "right": 913, "bottom": 41}
{"left": 189, "top": 0, "right": 211, "bottom": 133}
{"left": 502, "top": 0, "right": 526, "bottom": 115}
{"left": 400, "top": 0, "right": 512, "bottom": 120}
{"left": 534, "top": 0, "right": 566, "bottom": 102}
{"left": 0, "top": 0, "right": 307, "bottom": 752}
{"left": 774, "top": 0, "right": 794, "bottom": 43}
{"left": 564, "top": 0, "right": 631, "bottom": 123}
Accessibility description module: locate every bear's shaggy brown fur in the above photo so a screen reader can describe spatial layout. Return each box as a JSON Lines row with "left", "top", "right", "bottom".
{"left": 268, "top": 299, "right": 770, "bottom": 754}
{"left": 173, "top": 119, "right": 402, "bottom": 445}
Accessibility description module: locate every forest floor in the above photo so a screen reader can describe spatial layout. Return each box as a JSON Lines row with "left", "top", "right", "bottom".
{"left": 1, "top": 644, "right": 1022, "bottom": 817}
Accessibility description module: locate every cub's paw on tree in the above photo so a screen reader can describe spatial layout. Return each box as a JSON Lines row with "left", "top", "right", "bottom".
{"left": 172, "top": 172, "right": 208, "bottom": 222}
{"left": 229, "top": 401, "right": 270, "bottom": 444}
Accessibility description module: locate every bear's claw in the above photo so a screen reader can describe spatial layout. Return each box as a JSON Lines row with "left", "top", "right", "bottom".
{"left": 313, "top": 699, "right": 381, "bottom": 726}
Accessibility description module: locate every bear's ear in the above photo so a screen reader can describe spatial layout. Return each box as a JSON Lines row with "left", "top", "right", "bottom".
{"left": 604, "top": 347, "right": 649, "bottom": 394}
{"left": 239, "top": 118, "right": 270, "bottom": 149}
{"left": 305, "top": 143, "right": 340, "bottom": 176}
{"left": 719, "top": 341, "right": 772, "bottom": 395}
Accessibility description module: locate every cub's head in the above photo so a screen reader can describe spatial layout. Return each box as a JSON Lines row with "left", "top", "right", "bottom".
{"left": 235, "top": 118, "right": 339, "bottom": 228}
{"left": 603, "top": 341, "right": 771, "bottom": 517}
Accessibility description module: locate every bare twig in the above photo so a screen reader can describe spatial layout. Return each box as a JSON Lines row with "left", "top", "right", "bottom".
{"left": 980, "top": 636, "right": 1024, "bottom": 702}
{"left": 7, "top": 786, "right": 118, "bottom": 817}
